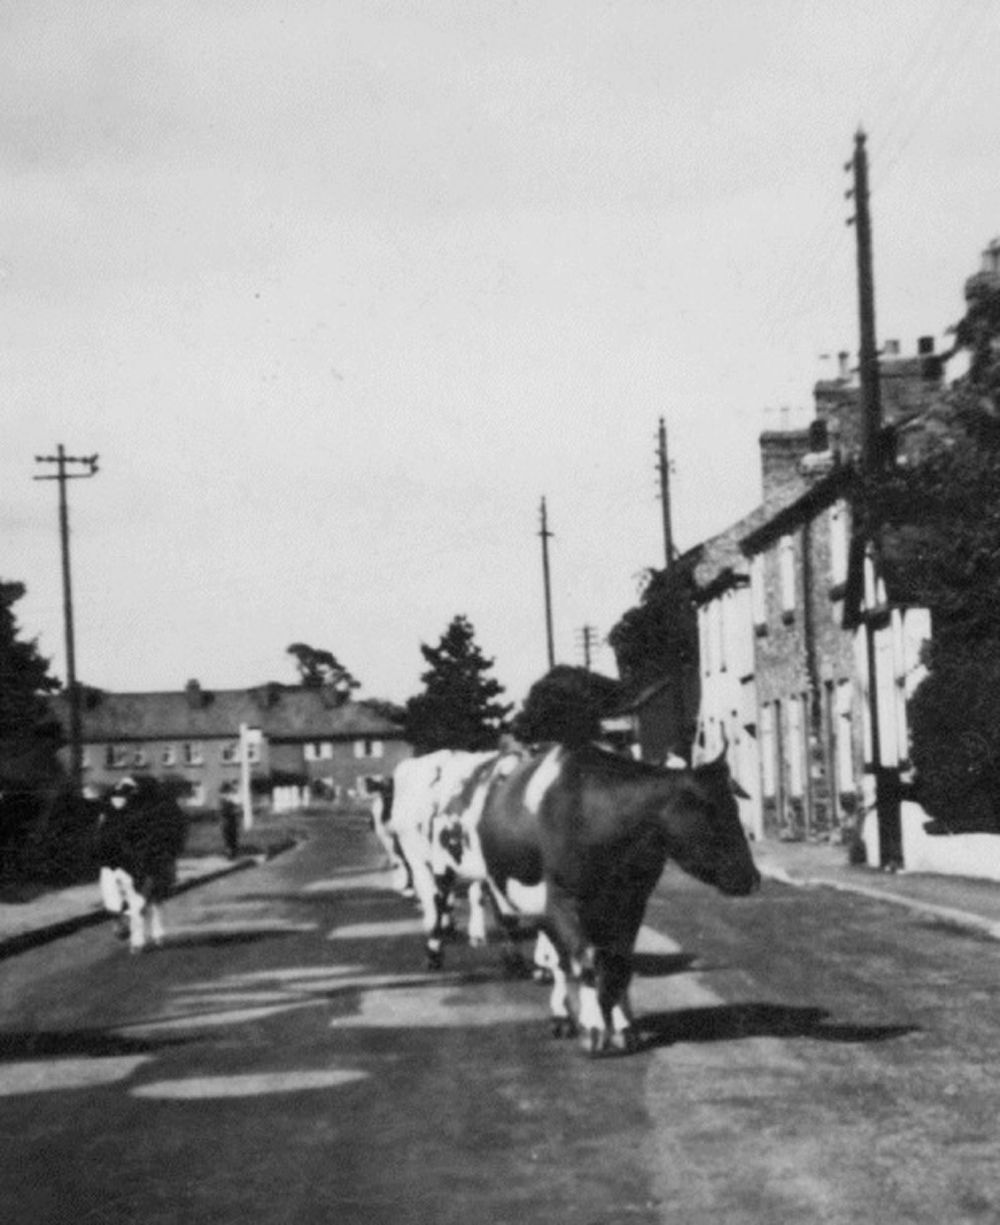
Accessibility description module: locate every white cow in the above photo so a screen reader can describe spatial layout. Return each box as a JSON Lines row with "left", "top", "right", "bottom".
{"left": 388, "top": 747, "right": 536, "bottom": 969}
{"left": 388, "top": 750, "right": 496, "bottom": 966}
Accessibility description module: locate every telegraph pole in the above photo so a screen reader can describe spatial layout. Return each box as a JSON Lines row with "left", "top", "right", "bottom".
{"left": 34, "top": 446, "right": 99, "bottom": 797}
{"left": 656, "top": 417, "right": 674, "bottom": 570}
{"left": 576, "top": 624, "right": 599, "bottom": 671}
{"left": 538, "top": 497, "right": 555, "bottom": 670}
{"left": 849, "top": 128, "right": 883, "bottom": 471}
{"left": 847, "top": 129, "right": 896, "bottom": 866}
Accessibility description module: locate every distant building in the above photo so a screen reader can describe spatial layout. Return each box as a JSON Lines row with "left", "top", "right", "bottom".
{"left": 51, "top": 679, "right": 411, "bottom": 807}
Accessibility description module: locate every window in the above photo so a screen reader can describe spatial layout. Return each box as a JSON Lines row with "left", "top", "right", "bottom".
{"left": 182, "top": 741, "right": 204, "bottom": 766}
{"left": 105, "top": 745, "right": 129, "bottom": 769}
{"left": 132, "top": 748, "right": 148, "bottom": 768}
{"left": 220, "top": 742, "right": 240, "bottom": 764}
{"left": 760, "top": 705, "right": 776, "bottom": 797}
{"left": 161, "top": 745, "right": 177, "bottom": 767}
{"left": 787, "top": 697, "right": 804, "bottom": 797}
{"left": 779, "top": 535, "right": 796, "bottom": 617}
{"left": 829, "top": 500, "right": 849, "bottom": 587}
{"left": 835, "top": 680, "right": 854, "bottom": 793}
{"left": 750, "top": 553, "right": 767, "bottom": 628}
{"left": 353, "top": 738, "right": 384, "bottom": 759}
{"left": 188, "top": 783, "right": 206, "bottom": 807}
{"left": 304, "top": 741, "right": 334, "bottom": 762}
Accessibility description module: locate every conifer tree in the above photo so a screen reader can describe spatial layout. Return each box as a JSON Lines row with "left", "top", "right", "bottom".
{"left": 404, "top": 615, "right": 512, "bottom": 753}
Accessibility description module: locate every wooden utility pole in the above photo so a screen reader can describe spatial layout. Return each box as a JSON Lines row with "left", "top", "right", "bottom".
{"left": 576, "top": 624, "right": 599, "bottom": 671}
{"left": 34, "top": 446, "right": 99, "bottom": 797}
{"left": 847, "top": 128, "right": 898, "bottom": 866}
{"left": 850, "top": 129, "right": 883, "bottom": 472}
{"left": 538, "top": 497, "right": 555, "bottom": 670}
{"left": 656, "top": 417, "right": 674, "bottom": 570}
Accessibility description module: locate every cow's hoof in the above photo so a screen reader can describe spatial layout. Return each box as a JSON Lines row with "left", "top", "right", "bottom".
{"left": 583, "top": 1027, "right": 609, "bottom": 1057}
{"left": 532, "top": 967, "right": 554, "bottom": 985}
{"left": 610, "top": 1027, "right": 642, "bottom": 1055}
{"left": 551, "top": 1016, "right": 577, "bottom": 1040}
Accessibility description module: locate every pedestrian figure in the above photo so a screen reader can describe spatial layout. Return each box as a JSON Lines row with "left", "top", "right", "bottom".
{"left": 219, "top": 783, "right": 241, "bottom": 859}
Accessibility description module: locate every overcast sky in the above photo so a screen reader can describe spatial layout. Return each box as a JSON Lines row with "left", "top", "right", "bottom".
{"left": 4, "top": 0, "right": 999, "bottom": 707}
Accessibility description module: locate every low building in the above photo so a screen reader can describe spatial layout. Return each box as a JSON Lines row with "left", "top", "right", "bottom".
{"left": 52, "top": 679, "right": 411, "bottom": 808}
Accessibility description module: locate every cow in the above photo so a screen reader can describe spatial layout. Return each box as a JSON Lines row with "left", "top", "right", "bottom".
{"left": 366, "top": 776, "right": 413, "bottom": 896}
{"left": 96, "top": 776, "right": 187, "bottom": 953}
{"left": 473, "top": 742, "right": 760, "bottom": 1054}
{"left": 388, "top": 749, "right": 514, "bottom": 967}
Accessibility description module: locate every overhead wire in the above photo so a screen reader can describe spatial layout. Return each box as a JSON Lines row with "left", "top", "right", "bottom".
{"left": 759, "top": 0, "right": 985, "bottom": 362}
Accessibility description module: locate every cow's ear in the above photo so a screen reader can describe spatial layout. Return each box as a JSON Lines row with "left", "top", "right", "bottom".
{"left": 730, "top": 777, "right": 751, "bottom": 800}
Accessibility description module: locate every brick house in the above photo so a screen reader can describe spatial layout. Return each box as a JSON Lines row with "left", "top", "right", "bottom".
{"left": 691, "top": 509, "right": 769, "bottom": 839}
{"left": 738, "top": 338, "right": 944, "bottom": 846}
{"left": 52, "top": 679, "right": 412, "bottom": 808}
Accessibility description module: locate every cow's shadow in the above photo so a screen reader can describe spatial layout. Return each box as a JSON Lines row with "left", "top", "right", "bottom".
{"left": 632, "top": 952, "right": 698, "bottom": 977}
{"left": 639, "top": 1002, "right": 917, "bottom": 1046}
{"left": 159, "top": 929, "right": 304, "bottom": 949}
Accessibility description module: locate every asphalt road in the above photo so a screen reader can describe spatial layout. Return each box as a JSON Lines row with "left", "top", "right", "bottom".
{"left": 2, "top": 812, "right": 1000, "bottom": 1225}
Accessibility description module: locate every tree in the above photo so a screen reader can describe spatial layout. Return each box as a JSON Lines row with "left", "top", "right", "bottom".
{"left": 286, "top": 642, "right": 360, "bottom": 704}
{"left": 0, "top": 580, "right": 64, "bottom": 878}
{"left": 404, "top": 615, "right": 512, "bottom": 753}
{"left": 511, "top": 665, "right": 622, "bottom": 747}
{"left": 858, "top": 271, "right": 1000, "bottom": 830}
{"left": 607, "top": 559, "right": 699, "bottom": 690}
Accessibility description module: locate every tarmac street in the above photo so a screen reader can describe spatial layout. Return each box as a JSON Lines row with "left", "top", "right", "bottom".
{"left": 2, "top": 813, "right": 1000, "bottom": 1224}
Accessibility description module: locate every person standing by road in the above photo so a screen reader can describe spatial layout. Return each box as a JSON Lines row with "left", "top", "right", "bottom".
{"left": 219, "top": 783, "right": 240, "bottom": 859}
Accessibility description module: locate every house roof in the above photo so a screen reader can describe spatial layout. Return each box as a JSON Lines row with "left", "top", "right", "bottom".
{"left": 740, "top": 465, "right": 853, "bottom": 555}
{"left": 50, "top": 685, "right": 407, "bottom": 743}
{"left": 692, "top": 507, "right": 769, "bottom": 597}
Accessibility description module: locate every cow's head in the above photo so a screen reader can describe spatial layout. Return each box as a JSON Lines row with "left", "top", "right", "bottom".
{"left": 664, "top": 752, "right": 761, "bottom": 896}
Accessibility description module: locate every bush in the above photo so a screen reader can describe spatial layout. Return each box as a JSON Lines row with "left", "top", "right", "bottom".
{"left": 909, "top": 640, "right": 1000, "bottom": 833}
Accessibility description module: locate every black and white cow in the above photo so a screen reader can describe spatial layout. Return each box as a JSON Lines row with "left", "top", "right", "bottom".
{"left": 387, "top": 749, "right": 503, "bottom": 967}
{"left": 97, "top": 776, "right": 187, "bottom": 953}
{"left": 474, "top": 742, "right": 761, "bottom": 1054}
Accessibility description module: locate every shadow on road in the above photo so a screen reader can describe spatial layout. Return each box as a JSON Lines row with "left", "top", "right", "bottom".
{"left": 160, "top": 930, "right": 305, "bottom": 949}
{"left": 0, "top": 1027, "right": 191, "bottom": 1061}
{"left": 640, "top": 1002, "right": 917, "bottom": 1047}
{"left": 633, "top": 952, "right": 698, "bottom": 977}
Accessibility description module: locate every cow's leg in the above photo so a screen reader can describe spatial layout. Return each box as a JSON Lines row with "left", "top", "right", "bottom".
{"left": 118, "top": 871, "right": 146, "bottom": 953}
{"left": 544, "top": 892, "right": 604, "bottom": 1051}
{"left": 467, "top": 880, "right": 488, "bottom": 947}
{"left": 391, "top": 835, "right": 415, "bottom": 897}
{"left": 393, "top": 828, "right": 442, "bottom": 966}
{"left": 532, "top": 930, "right": 558, "bottom": 983}
{"left": 597, "top": 951, "right": 640, "bottom": 1053}
{"left": 148, "top": 901, "right": 165, "bottom": 948}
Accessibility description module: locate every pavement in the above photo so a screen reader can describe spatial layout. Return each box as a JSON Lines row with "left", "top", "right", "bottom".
{"left": 3, "top": 836, "right": 1000, "bottom": 959}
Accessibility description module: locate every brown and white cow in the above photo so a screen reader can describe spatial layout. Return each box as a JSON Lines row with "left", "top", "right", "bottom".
{"left": 474, "top": 743, "right": 760, "bottom": 1054}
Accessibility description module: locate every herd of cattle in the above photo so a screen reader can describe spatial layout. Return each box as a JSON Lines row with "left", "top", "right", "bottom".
{"left": 372, "top": 742, "right": 760, "bottom": 1054}
{"left": 97, "top": 742, "right": 760, "bottom": 1054}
